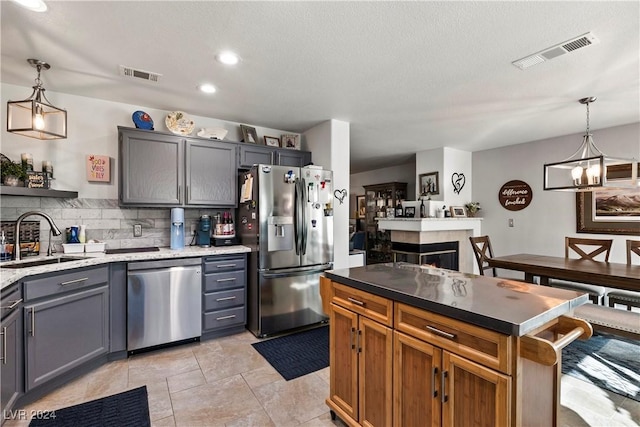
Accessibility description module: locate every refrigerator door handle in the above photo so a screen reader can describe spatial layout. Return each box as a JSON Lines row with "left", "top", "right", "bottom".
{"left": 301, "top": 178, "right": 308, "bottom": 255}
{"left": 293, "top": 178, "right": 301, "bottom": 255}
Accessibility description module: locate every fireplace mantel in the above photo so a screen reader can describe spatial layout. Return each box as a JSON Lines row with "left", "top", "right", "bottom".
{"left": 377, "top": 218, "right": 483, "bottom": 274}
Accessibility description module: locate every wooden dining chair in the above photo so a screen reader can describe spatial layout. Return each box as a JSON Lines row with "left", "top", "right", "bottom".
{"left": 607, "top": 239, "right": 640, "bottom": 311}
{"left": 469, "top": 236, "right": 498, "bottom": 276}
{"left": 548, "top": 237, "right": 613, "bottom": 304}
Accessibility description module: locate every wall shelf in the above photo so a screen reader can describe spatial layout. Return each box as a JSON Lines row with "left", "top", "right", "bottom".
{"left": 0, "top": 186, "right": 78, "bottom": 198}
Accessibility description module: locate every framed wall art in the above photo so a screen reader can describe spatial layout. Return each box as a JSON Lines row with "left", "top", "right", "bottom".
{"left": 264, "top": 136, "right": 280, "bottom": 147}
{"left": 240, "top": 124, "right": 258, "bottom": 143}
{"left": 419, "top": 171, "right": 439, "bottom": 196}
{"left": 86, "top": 154, "right": 110, "bottom": 182}
{"left": 576, "top": 189, "right": 640, "bottom": 235}
{"left": 281, "top": 134, "right": 300, "bottom": 150}
{"left": 356, "top": 195, "right": 366, "bottom": 218}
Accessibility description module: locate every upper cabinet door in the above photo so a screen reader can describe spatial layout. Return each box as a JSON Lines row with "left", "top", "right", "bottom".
{"left": 276, "top": 150, "right": 312, "bottom": 167}
{"left": 238, "top": 145, "right": 274, "bottom": 169}
{"left": 120, "top": 129, "right": 183, "bottom": 205}
{"left": 186, "top": 139, "right": 237, "bottom": 206}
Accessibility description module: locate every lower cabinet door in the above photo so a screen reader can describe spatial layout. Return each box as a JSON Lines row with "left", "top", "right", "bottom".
{"left": 25, "top": 286, "right": 109, "bottom": 391}
{"left": 394, "top": 331, "right": 441, "bottom": 427}
{"left": 442, "top": 351, "right": 511, "bottom": 427}
{"left": 358, "top": 316, "right": 393, "bottom": 427}
{"left": 1, "top": 308, "right": 23, "bottom": 414}
{"left": 329, "top": 303, "right": 358, "bottom": 420}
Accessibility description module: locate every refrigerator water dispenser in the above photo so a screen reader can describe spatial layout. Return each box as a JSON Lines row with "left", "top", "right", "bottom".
{"left": 267, "top": 216, "right": 294, "bottom": 252}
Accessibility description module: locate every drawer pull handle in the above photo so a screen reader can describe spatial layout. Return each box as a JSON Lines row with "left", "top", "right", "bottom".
{"left": 217, "top": 264, "right": 237, "bottom": 268}
{"left": 216, "top": 278, "right": 236, "bottom": 283}
{"left": 216, "top": 314, "right": 236, "bottom": 321}
{"left": 1, "top": 327, "right": 6, "bottom": 365}
{"left": 425, "top": 325, "right": 456, "bottom": 340}
{"left": 216, "top": 296, "right": 236, "bottom": 302}
{"left": 432, "top": 367, "right": 438, "bottom": 398}
{"left": 347, "top": 297, "right": 365, "bottom": 306}
{"left": 1, "top": 299, "right": 23, "bottom": 310}
{"left": 60, "top": 277, "right": 89, "bottom": 286}
{"left": 441, "top": 370, "right": 448, "bottom": 403}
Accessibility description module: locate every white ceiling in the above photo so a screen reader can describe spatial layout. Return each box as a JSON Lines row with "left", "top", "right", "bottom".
{"left": 1, "top": 1, "right": 639, "bottom": 173}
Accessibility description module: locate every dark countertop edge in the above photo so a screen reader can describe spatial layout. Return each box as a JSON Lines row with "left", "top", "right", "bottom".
{"left": 324, "top": 270, "right": 589, "bottom": 337}
{"left": 0, "top": 245, "right": 252, "bottom": 291}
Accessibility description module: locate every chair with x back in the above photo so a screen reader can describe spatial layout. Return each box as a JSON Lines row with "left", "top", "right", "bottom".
{"left": 607, "top": 239, "right": 640, "bottom": 311}
{"left": 469, "top": 236, "right": 498, "bottom": 276}
{"left": 548, "top": 237, "right": 613, "bottom": 304}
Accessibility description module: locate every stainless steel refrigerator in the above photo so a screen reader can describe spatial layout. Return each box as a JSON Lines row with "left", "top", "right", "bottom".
{"left": 239, "top": 164, "right": 333, "bottom": 337}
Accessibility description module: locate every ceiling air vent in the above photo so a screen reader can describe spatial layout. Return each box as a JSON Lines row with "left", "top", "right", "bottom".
{"left": 512, "top": 32, "right": 599, "bottom": 70}
{"left": 119, "top": 65, "right": 162, "bottom": 82}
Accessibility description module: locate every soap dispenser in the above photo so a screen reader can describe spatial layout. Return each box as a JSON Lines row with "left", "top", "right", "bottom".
{"left": 0, "top": 231, "right": 8, "bottom": 261}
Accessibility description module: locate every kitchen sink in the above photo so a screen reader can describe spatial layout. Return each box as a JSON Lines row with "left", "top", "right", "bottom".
{"left": 0, "top": 256, "right": 85, "bottom": 269}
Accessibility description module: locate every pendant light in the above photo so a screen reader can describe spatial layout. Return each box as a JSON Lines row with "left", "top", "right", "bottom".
{"left": 7, "top": 58, "right": 67, "bottom": 140}
{"left": 543, "top": 97, "right": 638, "bottom": 191}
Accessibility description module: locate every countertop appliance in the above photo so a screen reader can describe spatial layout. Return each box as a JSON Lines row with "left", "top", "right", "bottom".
{"left": 127, "top": 258, "right": 201, "bottom": 352}
{"left": 196, "top": 215, "right": 211, "bottom": 247}
{"left": 239, "top": 164, "right": 333, "bottom": 337}
{"left": 170, "top": 208, "right": 184, "bottom": 250}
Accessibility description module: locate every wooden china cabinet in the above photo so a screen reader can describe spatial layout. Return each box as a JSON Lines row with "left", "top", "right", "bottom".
{"left": 363, "top": 182, "right": 407, "bottom": 264}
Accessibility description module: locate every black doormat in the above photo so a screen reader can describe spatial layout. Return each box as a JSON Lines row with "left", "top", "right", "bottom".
{"left": 252, "top": 326, "right": 329, "bottom": 381}
{"left": 562, "top": 333, "right": 640, "bottom": 402}
{"left": 29, "top": 386, "right": 150, "bottom": 427}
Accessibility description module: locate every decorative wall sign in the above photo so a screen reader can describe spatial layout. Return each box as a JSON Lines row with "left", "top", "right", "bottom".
{"left": 498, "top": 180, "right": 533, "bottom": 211}
{"left": 86, "top": 154, "right": 110, "bottom": 182}
{"left": 452, "top": 173, "right": 465, "bottom": 194}
{"left": 26, "top": 171, "right": 46, "bottom": 189}
{"left": 334, "top": 189, "right": 347, "bottom": 204}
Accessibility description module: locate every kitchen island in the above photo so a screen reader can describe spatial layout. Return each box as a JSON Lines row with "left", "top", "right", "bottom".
{"left": 320, "top": 263, "right": 592, "bottom": 427}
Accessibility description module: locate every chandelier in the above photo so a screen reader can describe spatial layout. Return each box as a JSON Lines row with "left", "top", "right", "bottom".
{"left": 7, "top": 59, "right": 67, "bottom": 140}
{"left": 543, "top": 97, "right": 638, "bottom": 191}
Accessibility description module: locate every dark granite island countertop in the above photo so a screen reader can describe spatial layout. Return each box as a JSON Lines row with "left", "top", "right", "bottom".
{"left": 325, "top": 262, "right": 589, "bottom": 336}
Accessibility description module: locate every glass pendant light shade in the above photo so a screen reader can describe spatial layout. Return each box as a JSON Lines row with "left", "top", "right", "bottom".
{"left": 6, "top": 59, "right": 67, "bottom": 140}
{"left": 543, "top": 97, "right": 638, "bottom": 191}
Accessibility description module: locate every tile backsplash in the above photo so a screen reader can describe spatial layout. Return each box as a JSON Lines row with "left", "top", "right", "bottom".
{"left": 0, "top": 196, "right": 230, "bottom": 253}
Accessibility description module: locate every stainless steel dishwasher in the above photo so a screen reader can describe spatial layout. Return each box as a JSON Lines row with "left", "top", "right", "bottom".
{"left": 127, "top": 258, "right": 201, "bottom": 352}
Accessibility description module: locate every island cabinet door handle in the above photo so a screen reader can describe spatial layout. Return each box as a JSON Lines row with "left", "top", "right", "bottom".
{"left": 1, "top": 326, "right": 6, "bottom": 365}
{"left": 350, "top": 327, "right": 355, "bottom": 350}
{"left": 60, "top": 277, "right": 88, "bottom": 286}
{"left": 441, "top": 370, "right": 448, "bottom": 403}
{"left": 426, "top": 325, "right": 456, "bottom": 340}
{"left": 357, "top": 330, "right": 362, "bottom": 353}
{"left": 432, "top": 367, "right": 438, "bottom": 398}
{"left": 347, "top": 297, "right": 365, "bottom": 306}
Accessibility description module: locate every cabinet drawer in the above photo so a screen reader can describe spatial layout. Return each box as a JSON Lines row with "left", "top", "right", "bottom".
{"left": 1, "top": 285, "right": 22, "bottom": 320}
{"left": 204, "top": 289, "right": 245, "bottom": 311}
{"left": 204, "top": 271, "right": 246, "bottom": 292}
{"left": 203, "top": 257, "right": 246, "bottom": 273}
{"left": 203, "top": 307, "right": 245, "bottom": 331}
{"left": 395, "top": 303, "right": 512, "bottom": 374}
{"left": 24, "top": 266, "right": 109, "bottom": 301}
{"left": 332, "top": 282, "right": 393, "bottom": 327}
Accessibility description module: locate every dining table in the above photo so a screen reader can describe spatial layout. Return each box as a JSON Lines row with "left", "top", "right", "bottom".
{"left": 487, "top": 253, "right": 640, "bottom": 292}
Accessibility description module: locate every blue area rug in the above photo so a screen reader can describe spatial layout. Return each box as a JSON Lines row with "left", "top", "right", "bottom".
{"left": 252, "top": 326, "right": 329, "bottom": 381}
{"left": 29, "top": 386, "right": 150, "bottom": 426}
{"left": 562, "top": 333, "right": 640, "bottom": 402}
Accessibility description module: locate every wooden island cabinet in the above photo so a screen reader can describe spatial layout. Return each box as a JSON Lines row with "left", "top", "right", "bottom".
{"left": 320, "top": 263, "right": 592, "bottom": 427}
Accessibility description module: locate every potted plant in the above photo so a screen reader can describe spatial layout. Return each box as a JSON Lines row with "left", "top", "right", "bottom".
{"left": 1, "top": 161, "right": 27, "bottom": 186}
{"left": 465, "top": 202, "right": 481, "bottom": 217}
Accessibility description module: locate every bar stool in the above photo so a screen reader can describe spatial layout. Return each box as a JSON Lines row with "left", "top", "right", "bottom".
{"left": 607, "top": 239, "right": 640, "bottom": 311}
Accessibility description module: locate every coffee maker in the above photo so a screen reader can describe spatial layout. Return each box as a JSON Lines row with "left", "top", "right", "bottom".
{"left": 196, "top": 215, "right": 211, "bottom": 247}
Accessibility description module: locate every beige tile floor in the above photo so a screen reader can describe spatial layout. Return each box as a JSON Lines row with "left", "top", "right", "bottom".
{"left": 4, "top": 330, "right": 639, "bottom": 426}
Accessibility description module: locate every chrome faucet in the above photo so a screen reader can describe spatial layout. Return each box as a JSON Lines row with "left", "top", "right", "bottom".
{"left": 13, "top": 211, "right": 62, "bottom": 261}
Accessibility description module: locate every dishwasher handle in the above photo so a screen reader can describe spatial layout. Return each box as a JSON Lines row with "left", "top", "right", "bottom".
{"left": 127, "top": 258, "right": 201, "bottom": 271}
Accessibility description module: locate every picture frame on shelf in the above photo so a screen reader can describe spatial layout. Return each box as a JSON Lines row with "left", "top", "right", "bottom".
{"left": 281, "top": 134, "right": 300, "bottom": 150}
{"left": 450, "top": 206, "right": 466, "bottom": 218}
{"left": 264, "top": 136, "right": 280, "bottom": 147}
{"left": 419, "top": 171, "right": 439, "bottom": 196}
{"left": 240, "top": 124, "right": 258, "bottom": 144}
{"left": 404, "top": 207, "right": 416, "bottom": 218}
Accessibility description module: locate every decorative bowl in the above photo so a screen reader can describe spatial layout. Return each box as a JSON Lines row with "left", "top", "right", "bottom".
{"left": 197, "top": 127, "right": 228, "bottom": 140}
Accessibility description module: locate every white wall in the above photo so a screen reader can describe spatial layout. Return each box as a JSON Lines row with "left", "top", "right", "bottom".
{"left": 305, "top": 120, "right": 351, "bottom": 270}
{"left": 1, "top": 83, "right": 298, "bottom": 199}
{"left": 473, "top": 122, "right": 640, "bottom": 265}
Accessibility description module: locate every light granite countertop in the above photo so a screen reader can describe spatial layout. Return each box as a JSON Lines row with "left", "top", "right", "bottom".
{"left": 0, "top": 245, "right": 252, "bottom": 291}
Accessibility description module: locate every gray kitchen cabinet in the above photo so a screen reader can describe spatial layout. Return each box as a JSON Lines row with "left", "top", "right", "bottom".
{"left": 1, "top": 284, "right": 23, "bottom": 417}
{"left": 23, "top": 267, "right": 109, "bottom": 391}
{"left": 202, "top": 254, "right": 247, "bottom": 338}
{"left": 186, "top": 139, "right": 236, "bottom": 206}
{"left": 119, "top": 127, "right": 237, "bottom": 207}
{"left": 109, "top": 263, "right": 127, "bottom": 355}
{"left": 238, "top": 144, "right": 312, "bottom": 169}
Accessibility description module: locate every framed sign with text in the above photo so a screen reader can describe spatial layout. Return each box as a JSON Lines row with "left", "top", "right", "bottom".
{"left": 498, "top": 180, "right": 532, "bottom": 211}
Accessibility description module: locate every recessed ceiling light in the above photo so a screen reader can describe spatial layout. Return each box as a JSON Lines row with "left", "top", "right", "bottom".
{"left": 216, "top": 51, "right": 240, "bottom": 66}
{"left": 198, "top": 84, "right": 216, "bottom": 94}
{"left": 11, "top": 0, "right": 47, "bottom": 12}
